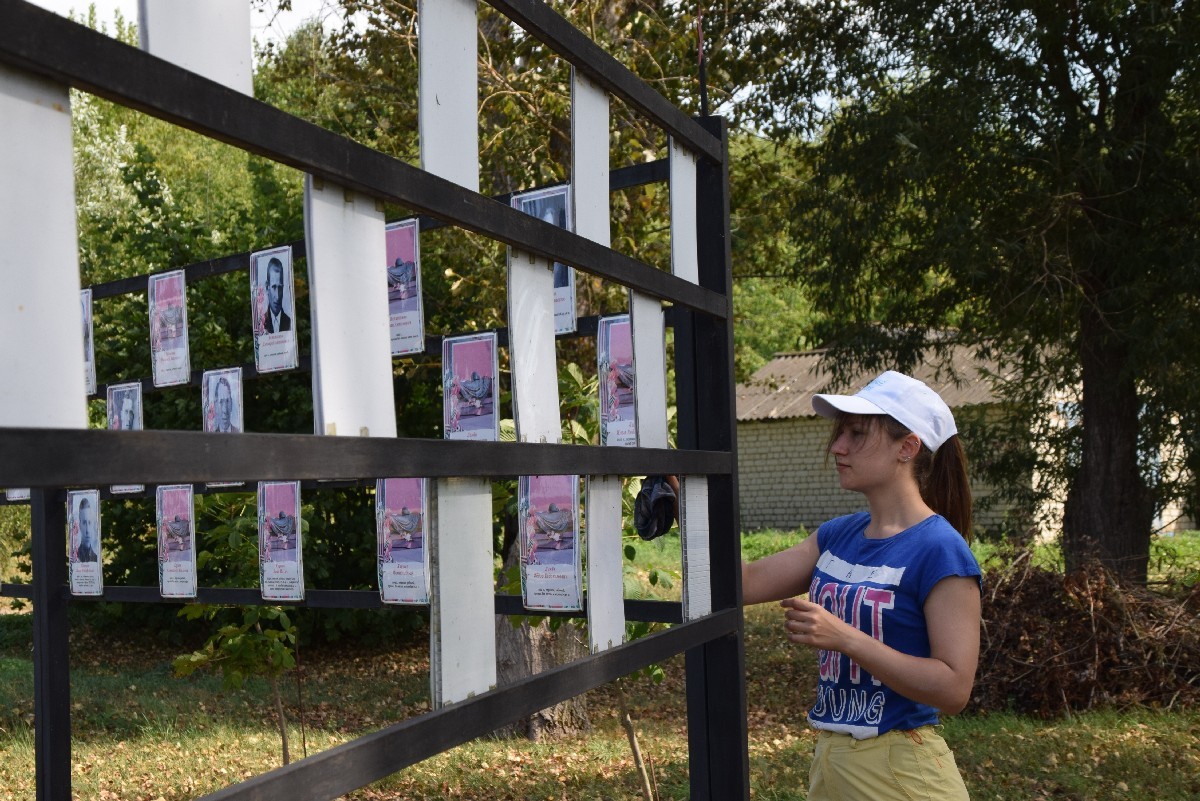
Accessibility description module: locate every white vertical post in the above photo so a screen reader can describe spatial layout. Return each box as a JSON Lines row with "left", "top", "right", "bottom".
{"left": 680, "top": 476, "right": 712, "bottom": 620}
{"left": 0, "top": 65, "right": 87, "bottom": 430}
{"left": 304, "top": 177, "right": 397, "bottom": 438}
{"left": 669, "top": 137, "right": 699, "bottom": 284}
{"left": 429, "top": 477, "right": 497, "bottom": 706}
{"left": 138, "top": 0, "right": 254, "bottom": 95}
{"left": 419, "top": 0, "right": 480, "bottom": 191}
{"left": 571, "top": 71, "right": 610, "bottom": 248}
{"left": 508, "top": 250, "right": 561, "bottom": 443}
{"left": 629, "top": 291, "right": 668, "bottom": 448}
{"left": 585, "top": 475, "right": 626, "bottom": 652}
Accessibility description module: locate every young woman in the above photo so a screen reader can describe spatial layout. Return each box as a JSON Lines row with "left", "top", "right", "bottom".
{"left": 743, "top": 370, "right": 981, "bottom": 800}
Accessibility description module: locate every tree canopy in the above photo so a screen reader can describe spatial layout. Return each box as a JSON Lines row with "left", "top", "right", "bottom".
{"left": 717, "top": 0, "right": 1200, "bottom": 579}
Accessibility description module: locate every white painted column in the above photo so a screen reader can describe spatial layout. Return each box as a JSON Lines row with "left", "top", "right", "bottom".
{"left": 0, "top": 65, "right": 87, "bottom": 430}
{"left": 138, "top": 0, "right": 254, "bottom": 95}
{"left": 304, "top": 177, "right": 397, "bottom": 438}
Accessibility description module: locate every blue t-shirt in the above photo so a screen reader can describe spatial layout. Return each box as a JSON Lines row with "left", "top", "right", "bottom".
{"left": 806, "top": 512, "right": 981, "bottom": 739}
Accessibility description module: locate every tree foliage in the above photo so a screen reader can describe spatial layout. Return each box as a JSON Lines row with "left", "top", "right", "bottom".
{"left": 718, "top": 0, "right": 1200, "bottom": 579}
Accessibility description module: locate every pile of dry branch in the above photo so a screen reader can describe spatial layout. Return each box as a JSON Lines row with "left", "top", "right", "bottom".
{"left": 974, "top": 553, "right": 1200, "bottom": 716}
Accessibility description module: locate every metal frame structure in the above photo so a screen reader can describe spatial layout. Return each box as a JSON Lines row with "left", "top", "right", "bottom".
{"left": 0, "top": 1, "right": 747, "bottom": 798}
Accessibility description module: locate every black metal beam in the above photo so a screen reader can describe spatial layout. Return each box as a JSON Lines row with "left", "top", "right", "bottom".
{"left": 83, "top": 158, "right": 668, "bottom": 301}
{"left": 683, "top": 116, "right": 749, "bottom": 801}
{"left": 0, "top": 1, "right": 725, "bottom": 319}
{"left": 15, "top": 585, "right": 683, "bottom": 623}
{"left": 30, "top": 490, "right": 71, "bottom": 801}
{"left": 486, "top": 0, "right": 722, "bottom": 164}
{"left": 195, "top": 610, "right": 738, "bottom": 801}
{"left": 0, "top": 428, "right": 731, "bottom": 487}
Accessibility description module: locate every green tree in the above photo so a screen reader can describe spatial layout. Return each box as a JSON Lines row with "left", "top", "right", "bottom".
{"left": 719, "top": 0, "right": 1200, "bottom": 580}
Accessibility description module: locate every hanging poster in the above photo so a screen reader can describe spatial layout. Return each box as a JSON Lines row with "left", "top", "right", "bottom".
{"left": 597, "top": 314, "right": 636, "bottom": 447}
{"left": 148, "top": 269, "right": 191, "bottom": 387}
{"left": 511, "top": 184, "right": 576, "bottom": 334}
{"left": 156, "top": 484, "right": 198, "bottom": 599}
{"left": 81, "top": 288, "right": 96, "bottom": 396}
{"left": 518, "top": 474, "right": 582, "bottom": 611}
{"left": 201, "top": 367, "right": 244, "bottom": 487}
{"left": 5, "top": 488, "right": 30, "bottom": 501}
{"left": 442, "top": 332, "right": 499, "bottom": 442}
{"left": 67, "top": 489, "right": 103, "bottom": 596}
{"left": 107, "top": 381, "right": 145, "bottom": 494}
{"left": 385, "top": 218, "right": 425, "bottom": 356}
{"left": 376, "top": 477, "right": 430, "bottom": 605}
{"left": 250, "top": 245, "right": 299, "bottom": 373}
{"left": 258, "top": 481, "right": 303, "bottom": 601}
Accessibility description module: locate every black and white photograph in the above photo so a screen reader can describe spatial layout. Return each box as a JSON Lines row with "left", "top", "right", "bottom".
{"left": 107, "top": 381, "right": 145, "bottom": 494}
{"left": 67, "top": 489, "right": 103, "bottom": 596}
{"left": 511, "top": 184, "right": 576, "bottom": 334}
{"left": 250, "top": 245, "right": 299, "bottom": 373}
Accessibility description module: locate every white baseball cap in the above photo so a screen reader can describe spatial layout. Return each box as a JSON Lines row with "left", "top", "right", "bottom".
{"left": 812, "top": 370, "right": 957, "bottom": 452}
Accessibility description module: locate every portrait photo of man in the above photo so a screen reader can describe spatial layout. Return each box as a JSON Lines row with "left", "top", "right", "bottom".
{"left": 75, "top": 495, "right": 99, "bottom": 563}
{"left": 262, "top": 256, "right": 292, "bottom": 333}
{"left": 203, "top": 368, "right": 243, "bottom": 434}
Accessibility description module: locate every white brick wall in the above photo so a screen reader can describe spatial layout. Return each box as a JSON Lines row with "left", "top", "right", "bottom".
{"left": 736, "top": 418, "right": 1012, "bottom": 536}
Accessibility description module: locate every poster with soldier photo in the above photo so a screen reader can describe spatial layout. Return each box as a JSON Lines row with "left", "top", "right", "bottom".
{"left": 81, "top": 288, "right": 96, "bottom": 396}
{"left": 202, "top": 367, "right": 244, "bottom": 487}
{"left": 149, "top": 269, "right": 191, "bottom": 387}
{"left": 67, "top": 489, "right": 103, "bottom": 596}
{"left": 107, "top": 381, "right": 144, "bottom": 494}
{"left": 258, "top": 480, "right": 303, "bottom": 601}
{"left": 518, "top": 474, "right": 582, "bottom": 611}
{"left": 597, "top": 314, "right": 636, "bottom": 447}
{"left": 511, "top": 184, "right": 576, "bottom": 334}
{"left": 156, "top": 484, "right": 197, "bottom": 599}
{"left": 250, "top": 245, "right": 299, "bottom": 373}
{"left": 385, "top": 219, "right": 425, "bottom": 356}
{"left": 5, "top": 488, "right": 30, "bottom": 502}
{"left": 376, "top": 477, "right": 429, "bottom": 605}
{"left": 442, "top": 332, "right": 499, "bottom": 442}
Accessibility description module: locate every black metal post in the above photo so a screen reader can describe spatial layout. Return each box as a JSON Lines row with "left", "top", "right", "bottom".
{"left": 30, "top": 487, "right": 71, "bottom": 801}
{"left": 678, "top": 116, "right": 750, "bottom": 800}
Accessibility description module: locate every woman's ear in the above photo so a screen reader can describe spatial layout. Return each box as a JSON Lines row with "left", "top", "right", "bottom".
{"left": 899, "top": 435, "right": 921, "bottom": 463}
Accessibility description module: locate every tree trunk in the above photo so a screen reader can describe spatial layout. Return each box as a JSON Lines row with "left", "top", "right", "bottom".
{"left": 493, "top": 515, "right": 590, "bottom": 740}
{"left": 1062, "top": 307, "right": 1153, "bottom": 581}
{"left": 270, "top": 674, "right": 291, "bottom": 766}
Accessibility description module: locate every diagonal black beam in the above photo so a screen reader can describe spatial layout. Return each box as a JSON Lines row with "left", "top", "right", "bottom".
{"left": 486, "top": 0, "right": 721, "bottom": 164}
{"left": 0, "top": 0, "right": 725, "bottom": 318}
{"left": 195, "top": 610, "right": 738, "bottom": 801}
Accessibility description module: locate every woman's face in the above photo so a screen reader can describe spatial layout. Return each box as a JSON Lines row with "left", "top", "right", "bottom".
{"left": 828, "top": 415, "right": 903, "bottom": 493}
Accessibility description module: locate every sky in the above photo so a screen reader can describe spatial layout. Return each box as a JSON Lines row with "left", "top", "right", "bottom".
{"left": 27, "top": 0, "right": 341, "bottom": 46}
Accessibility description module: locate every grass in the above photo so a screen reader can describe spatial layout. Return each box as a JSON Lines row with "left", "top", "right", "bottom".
{"left": 1, "top": 531, "right": 1198, "bottom": 799}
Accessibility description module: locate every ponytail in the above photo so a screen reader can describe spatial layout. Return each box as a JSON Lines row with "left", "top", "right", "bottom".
{"left": 916, "top": 435, "right": 973, "bottom": 542}
{"left": 877, "top": 417, "right": 973, "bottom": 542}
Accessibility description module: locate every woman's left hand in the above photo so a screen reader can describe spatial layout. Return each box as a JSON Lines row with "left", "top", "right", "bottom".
{"left": 780, "top": 597, "right": 856, "bottom": 651}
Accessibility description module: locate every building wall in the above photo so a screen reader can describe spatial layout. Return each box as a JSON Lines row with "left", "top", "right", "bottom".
{"left": 736, "top": 417, "right": 1012, "bottom": 536}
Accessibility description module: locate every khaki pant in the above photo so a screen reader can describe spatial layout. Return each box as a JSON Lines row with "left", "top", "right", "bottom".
{"left": 808, "top": 725, "right": 970, "bottom": 801}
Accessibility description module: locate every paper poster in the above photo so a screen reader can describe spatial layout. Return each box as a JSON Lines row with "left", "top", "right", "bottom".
{"left": 250, "top": 245, "right": 299, "bottom": 373}
{"left": 156, "top": 484, "right": 198, "bottom": 599}
{"left": 67, "top": 489, "right": 103, "bottom": 596}
{"left": 597, "top": 314, "right": 636, "bottom": 447}
{"left": 258, "top": 481, "right": 303, "bottom": 601}
{"left": 201, "top": 367, "right": 244, "bottom": 487}
{"left": 107, "top": 381, "right": 145, "bottom": 494}
{"left": 376, "top": 477, "right": 430, "bottom": 604}
{"left": 5, "top": 488, "right": 30, "bottom": 502}
{"left": 81, "top": 288, "right": 96, "bottom": 396}
{"left": 149, "top": 269, "right": 191, "bottom": 387}
{"left": 385, "top": 219, "right": 426, "bottom": 356}
{"left": 442, "top": 332, "right": 499, "bottom": 441}
{"left": 518, "top": 474, "right": 582, "bottom": 611}
{"left": 511, "top": 184, "right": 576, "bottom": 334}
